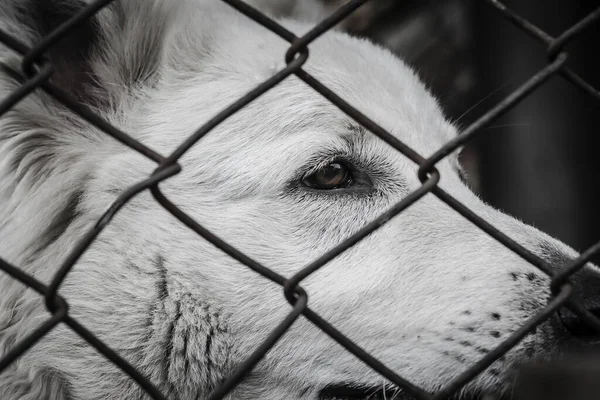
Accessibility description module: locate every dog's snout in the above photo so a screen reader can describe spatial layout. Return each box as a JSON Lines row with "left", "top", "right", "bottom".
{"left": 541, "top": 244, "right": 600, "bottom": 338}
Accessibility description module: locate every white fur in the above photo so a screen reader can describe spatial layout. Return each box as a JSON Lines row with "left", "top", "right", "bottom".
{"left": 0, "top": 1, "right": 591, "bottom": 399}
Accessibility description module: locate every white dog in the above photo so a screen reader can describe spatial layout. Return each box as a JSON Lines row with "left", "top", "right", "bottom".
{"left": 0, "top": 1, "right": 598, "bottom": 399}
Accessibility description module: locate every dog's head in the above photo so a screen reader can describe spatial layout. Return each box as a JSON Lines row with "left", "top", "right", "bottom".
{"left": 1, "top": 1, "right": 599, "bottom": 399}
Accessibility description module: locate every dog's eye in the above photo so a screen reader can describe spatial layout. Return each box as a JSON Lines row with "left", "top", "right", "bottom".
{"left": 303, "top": 162, "right": 353, "bottom": 190}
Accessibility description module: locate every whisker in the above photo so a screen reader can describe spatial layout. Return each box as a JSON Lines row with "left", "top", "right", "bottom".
{"left": 454, "top": 81, "right": 514, "bottom": 128}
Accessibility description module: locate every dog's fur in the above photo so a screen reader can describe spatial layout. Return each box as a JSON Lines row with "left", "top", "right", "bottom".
{"left": 0, "top": 1, "right": 596, "bottom": 399}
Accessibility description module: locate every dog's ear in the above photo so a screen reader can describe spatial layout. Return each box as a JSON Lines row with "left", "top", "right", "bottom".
{"left": 0, "top": 0, "right": 104, "bottom": 106}
{"left": 0, "top": 0, "right": 178, "bottom": 107}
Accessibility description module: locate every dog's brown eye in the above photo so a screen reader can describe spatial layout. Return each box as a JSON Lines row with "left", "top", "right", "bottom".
{"left": 303, "top": 162, "right": 352, "bottom": 189}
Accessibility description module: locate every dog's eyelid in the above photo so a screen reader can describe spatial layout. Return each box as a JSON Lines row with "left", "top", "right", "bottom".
{"left": 300, "top": 153, "right": 357, "bottom": 178}
{"left": 304, "top": 156, "right": 347, "bottom": 177}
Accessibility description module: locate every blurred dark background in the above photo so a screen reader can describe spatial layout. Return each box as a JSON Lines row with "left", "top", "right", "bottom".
{"left": 331, "top": 0, "right": 600, "bottom": 264}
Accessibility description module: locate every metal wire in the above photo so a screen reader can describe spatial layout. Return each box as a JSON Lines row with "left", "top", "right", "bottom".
{"left": 0, "top": 0, "right": 599, "bottom": 399}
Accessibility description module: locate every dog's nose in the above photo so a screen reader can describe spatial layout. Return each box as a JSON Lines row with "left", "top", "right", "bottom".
{"left": 557, "top": 271, "right": 600, "bottom": 337}
{"left": 542, "top": 244, "right": 600, "bottom": 337}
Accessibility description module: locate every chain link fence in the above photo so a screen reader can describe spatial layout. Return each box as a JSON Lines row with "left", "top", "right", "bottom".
{"left": 0, "top": 0, "right": 599, "bottom": 399}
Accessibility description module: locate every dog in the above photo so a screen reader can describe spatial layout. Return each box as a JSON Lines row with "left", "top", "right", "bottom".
{"left": 1, "top": 1, "right": 599, "bottom": 399}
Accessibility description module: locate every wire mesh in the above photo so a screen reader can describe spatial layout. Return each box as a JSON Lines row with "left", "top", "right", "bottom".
{"left": 0, "top": 0, "right": 599, "bottom": 399}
